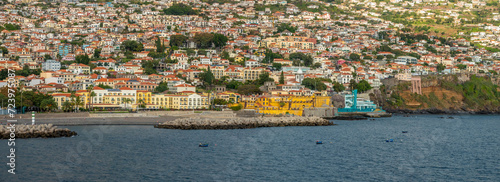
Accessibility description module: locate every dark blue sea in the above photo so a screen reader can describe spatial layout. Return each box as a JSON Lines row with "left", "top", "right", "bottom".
{"left": 2, "top": 115, "right": 500, "bottom": 181}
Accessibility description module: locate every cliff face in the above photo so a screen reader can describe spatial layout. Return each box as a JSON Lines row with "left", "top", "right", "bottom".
{"left": 379, "top": 75, "right": 500, "bottom": 114}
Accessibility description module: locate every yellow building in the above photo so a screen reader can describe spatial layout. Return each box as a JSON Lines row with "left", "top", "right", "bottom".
{"left": 235, "top": 56, "right": 245, "bottom": 63}
{"left": 150, "top": 94, "right": 172, "bottom": 109}
{"left": 261, "top": 36, "right": 314, "bottom": 49}
{"left": 216, "top": 91, "right": 241, "bottom": 103}
{"left": 241, "top": 67, "right": 264, "bottom": 81}
{"left": 103, "top": 94, "right": 136, "bottom": 109}
{"left": 146, "top": 93, "right": 210, "bottom": 110}
{"left": 239, "top": 95, "right": 332, "bottom": 116}
{"left": 52, "top": 93, "right": 87, "bottom": 110}
{"left": 136, "top": 90, "right": 152, "bottom": 105}
{"left": 211, "top": 65, "right": 226, "bottom": 79}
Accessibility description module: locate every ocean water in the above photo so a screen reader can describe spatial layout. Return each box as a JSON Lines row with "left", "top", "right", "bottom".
{"left": 1, "top": 115, "right": 500, "bottom": 181}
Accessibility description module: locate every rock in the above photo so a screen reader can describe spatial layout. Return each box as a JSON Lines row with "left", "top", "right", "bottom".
{"left": 155, "top": 116, "right": 333, "bottom": 130}
{"left": 0, "top": 124, "right": 77, "bottom": 139}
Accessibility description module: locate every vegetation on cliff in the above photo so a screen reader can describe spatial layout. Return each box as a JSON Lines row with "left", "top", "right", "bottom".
{"left": 441, "top": 75, "right": 499, "bottom": 110}
{"left": 384, "top": 75, "right": 500, "bottom": 112}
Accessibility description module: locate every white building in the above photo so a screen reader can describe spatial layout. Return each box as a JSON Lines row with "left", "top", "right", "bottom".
{"left": 41, "top": 59, "right": 61, "bottom": 71}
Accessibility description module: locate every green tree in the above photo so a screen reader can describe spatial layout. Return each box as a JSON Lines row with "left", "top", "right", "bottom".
{"left": 194, "top": 33, "right": 214, "bottom": 48}
{"left": 3, "top": 23, "right": 21, "bottom": 30}
{"left": 279, "top": 71, "right": 285, "bottom": 84}
{"left": 123, "top": 98, "right": 132, "bottom": 110}
{"left": 40, "top": 99, "right": 58, "bottom": 112}
{"left": 163, "top": 3, "right": 198, "bottom": 15}
{"left": 237, "top": 85, "right": 262, "bottom": 95}
{"left": 62, "top": 100, "right": 72, "bottom": 111}
{"left": 75, "top": 54, "right": 91, "bottom": 65}
{"left": 121, "top": 40, "right": 143, "bottom": 52}
{"left": 264, "top": 49, "right": 283, "bottom": 64}
{"left": 289, "top": 52, "right": 313, "bottom": 66}
{"left": 94, "top": 48, "right": 101, "bottom": 58}
{"left": 311, "top": 63, "right": 322, "bottom": 69}
{"left": 333, "top": 81, "right": 345, "bottom": 92}
{"left": 227, "top": 80, "right": 242, "bottom": 89}
{"left": 155, "top": 36, "right": 166, "bottom": 53}
{"left": 356, "top": 79, "right": 372, "bottom": 93}
{"left": 0, "top": 46, "right": 8, "bottom": 55}
{"left": 169, "top": 35, "right": 188, "bottom": 47}
{"left": 456, "top": 64, "right": 466, "bottom": 70}
{"left": 199, "top": 67, "right": 215, "bottom": 86}
{"left": 256, "top": 72, "right": 274, "bottom": 85}
{"left": 349, "top": 79, "right": 357, "bottom": 91}
{"left": 213, "top": 33, "right": 228, "bottom": 49}
{"left": 276, "top": 23, "right": 297, "bottom": 33}
{"left": 97, "top": 84, "right": 113, "bottom": 89}
{"left": 437, "top": 63, "right": 445, "bottom": 73}
{"left": 213, "top": 99, "right": 228, "bottom": 105}
{"left": 272, "top": 63, "right": 282, "bottom": 70}
{"left": 155, "top": 81, "right": 169, "bottom": 93}
{"left": 141, "top": 60, "right": 160, "bottom": 75}
{"left": 301, "top": 78, "right": 327, "bottom": 91}
{"left": 349, "top": 53, "right": 360, "bottom": 61}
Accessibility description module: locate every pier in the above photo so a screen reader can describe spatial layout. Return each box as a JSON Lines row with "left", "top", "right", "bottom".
{"left": 154, "top": 116, "right": 334, "bottom": 130}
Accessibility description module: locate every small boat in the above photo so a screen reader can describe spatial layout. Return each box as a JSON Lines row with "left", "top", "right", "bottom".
{"left": 402, "top": 131, "right": 408, "bottom": 133}
{"left": 199, "top": 143, "right": 209, "bottom": 147}
{"left": 386, "top": 139, "right": 394, "bottom": 142}
{"left": 316, "top": 141, "right": 323, "bottom": 144}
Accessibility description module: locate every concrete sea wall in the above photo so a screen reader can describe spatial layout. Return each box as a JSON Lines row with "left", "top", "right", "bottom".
{"left": 155, "top": 116, "right": 333, "bottom": 130}
{"left": 0, "top": 124, "right": 77, "bottom": 139}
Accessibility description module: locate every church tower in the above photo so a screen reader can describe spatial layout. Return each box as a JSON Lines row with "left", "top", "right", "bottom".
{"left": 295, "top": 68, "right": 304, "bottom": 84}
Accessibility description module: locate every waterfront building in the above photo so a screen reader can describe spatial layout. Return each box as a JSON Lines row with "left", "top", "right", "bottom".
{"left": 238, "top": 95, "right": 333, "bottom": 116}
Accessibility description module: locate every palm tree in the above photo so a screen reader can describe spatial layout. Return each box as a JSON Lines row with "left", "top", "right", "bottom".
{"left": 73, "top": 96, "right": 83, "bottom": 112}
{"left": 86, "top": 85, "right": 94, "bottom": 111}
{"left": 62, "top": 100, "right": 72, "bottom": 112}
{"left": 70, "top": 92, "right": 76, "bottom": 112}
{"left": 137, "top": 99, "right": 146, "bottom": 111}
{"left": 90, "top": 91, "right": 96, "bottom": 111}
{"left": 123, "top": 98, "right": 132, "bottom": 110}
{"left": 41, "top": 99, "right": 58, "bottom": 112}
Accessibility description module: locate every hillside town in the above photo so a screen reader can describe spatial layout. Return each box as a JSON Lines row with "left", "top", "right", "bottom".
{"left": 0, "top": 0, "right": 499, "bottom": 115}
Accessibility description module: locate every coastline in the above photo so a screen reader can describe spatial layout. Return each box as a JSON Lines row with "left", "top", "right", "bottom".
{"left": 2, "top": 110, "right": 499, "bottom": 127}
{"left": 385, "top": 108, "right": 500, "bottom": 115}
{"left": 2, "top": 117, "right": 183, "bottom": 126}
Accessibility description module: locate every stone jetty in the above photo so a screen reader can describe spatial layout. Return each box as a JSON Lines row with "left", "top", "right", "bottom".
{"left": 154, "top": 116, "right": 333, "bottom": 130}
{"left": 1, "top": 124, "right": 77, "bottom": 139}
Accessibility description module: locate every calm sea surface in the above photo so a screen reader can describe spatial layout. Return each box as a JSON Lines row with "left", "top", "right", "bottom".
{"left": 1, "top": 115, "right": 500, "bottom": 182}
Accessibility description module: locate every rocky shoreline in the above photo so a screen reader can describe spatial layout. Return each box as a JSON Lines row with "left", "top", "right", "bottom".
{"left": 0, "top": 124, "right": 77, "bottom": 139}
{"left": 154, "top": 116, "right": 334, "bottom": 130}
{"left": 385, "top": 108, "right": 500, "bottom": 115}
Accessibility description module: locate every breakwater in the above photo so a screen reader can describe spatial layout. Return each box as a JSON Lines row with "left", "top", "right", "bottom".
{"left": 1, "top": 124, "right": 77, "bottom": 139}
{"left": 154, "top": 116, "right": 333, "bottom": 130}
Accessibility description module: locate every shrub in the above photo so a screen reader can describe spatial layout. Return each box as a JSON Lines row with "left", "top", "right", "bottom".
{"left": 230, "top": 104, "right": 243, "bottom": 111}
